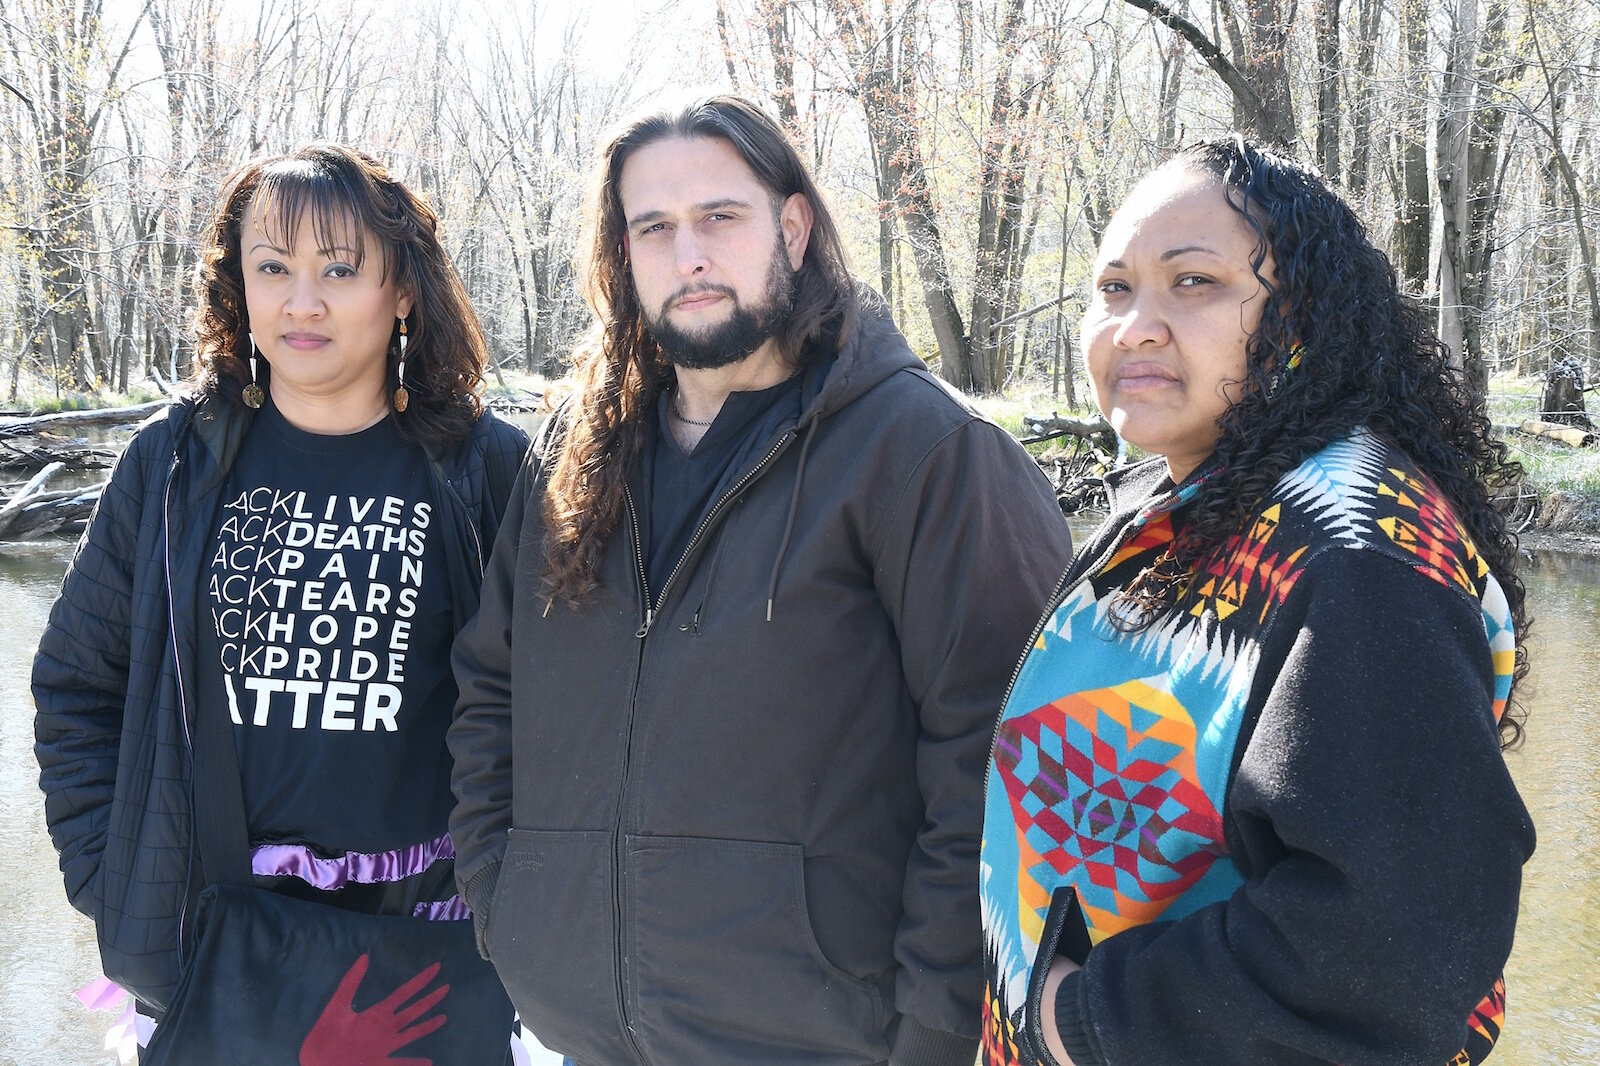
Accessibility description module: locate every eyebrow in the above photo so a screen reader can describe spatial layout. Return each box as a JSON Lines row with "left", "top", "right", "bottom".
{"left": 247, "top": 242, "right": 361, "bottom": 258}
{"left": 1102, "top": 245, "right": 1224, "bottom": 269}
{"left": 1159, "top": 244, "right": 1222, "bottom": 262}
{"left": 627, "top": 198, "right": 756, "bottom": 229}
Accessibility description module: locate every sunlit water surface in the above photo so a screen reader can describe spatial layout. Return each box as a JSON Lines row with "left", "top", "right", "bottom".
{"left": 1, "top": 537, "right": 1595, "bottom": 1063}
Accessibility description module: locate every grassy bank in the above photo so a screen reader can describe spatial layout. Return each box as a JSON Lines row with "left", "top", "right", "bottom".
{"left": 2, "top": 384, "right": 165, "bottom": 417}
{"left": 1489, "top": 376, "right": 1600, "bottom": 541}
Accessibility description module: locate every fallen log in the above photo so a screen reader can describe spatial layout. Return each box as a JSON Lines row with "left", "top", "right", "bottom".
{"left": 4, "top": 485, "right": 101, "bottom": 539}
{"left": 1022, "top": 412, "right": 1116, "bottom": 447}
{"left": 0, "top": 461, "right": 65, "bottom": 537}
{"left": 0, "top": 399, "right": 166, "bottom": 438}
{"left": 487, "top": 389, "right": 544, "bottom": 413}
{"left": 0, "top": 433, "right": 121, "bottom": 471}
{"left": 1518, "top": 419, "right": 1597, "bottom": 448}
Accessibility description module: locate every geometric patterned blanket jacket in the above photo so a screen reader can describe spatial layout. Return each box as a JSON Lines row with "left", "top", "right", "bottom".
{"left": 979, "top": 431, "right": 1535, "bottom": 1066}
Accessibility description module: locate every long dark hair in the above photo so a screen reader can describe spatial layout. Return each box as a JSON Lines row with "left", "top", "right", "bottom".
{"left": 193, "top": 143, "right": 486, "bottom": 449}
{"left": 1123, "top": 138, "right": 1528, "bottom": 747}
{"left": 542, "top": 93, "right": 858, "bottom": 604}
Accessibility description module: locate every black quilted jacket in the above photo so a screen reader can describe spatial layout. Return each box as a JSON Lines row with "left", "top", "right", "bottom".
{"left": 31, "top": 394, "right": 527, "bottom": 1013}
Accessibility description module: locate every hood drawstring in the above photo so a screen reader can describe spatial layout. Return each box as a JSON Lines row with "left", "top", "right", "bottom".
{"left": 767, "top": 418, "right": 819, "bottom": 621}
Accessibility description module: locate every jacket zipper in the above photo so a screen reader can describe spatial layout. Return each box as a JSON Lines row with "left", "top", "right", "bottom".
{"left": 162, "top": 454, "right": 194, "bottom": 967}
{"left": 627, "top": 484, "right": 654, "bottom": 639}
{"left": 634, "top": 431, "right": 794, "bottom": 638}
{"left": 978, "top": 514, "right": 1150, "bottom": 841}
{"left": 608, "top": 430, "right": 796, "bottom": 1063}
{"left": 610, "top": 486, "right": 651, "bottom": 1064}
{"left": 683, "top": 505, "right": 739, "bottom": 634}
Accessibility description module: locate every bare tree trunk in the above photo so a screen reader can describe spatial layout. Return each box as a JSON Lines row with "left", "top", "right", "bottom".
{"left": 1314, "top": 0, "right": 1342, "bottom": 179}
{"left": 1459, "top": 0, "right": 1519, "bottom": 385}
{"left": 1528, "top": 2, "right": 1600, "bottom": 366}
{"left": 955, "top": 0, "right": 974, "bottom": 80}
{"left": 1393, "top": 0, "right": 1432, "bottom": 293}
{"left": 873, "top": 144, "right": 896, "bottom": 308}
{"left": 715, "top": 0, "right": 744, "bottom": 90}
{"left": 1345, "top": 0, "right": 1382, "bottom": 196}
{"left": 1154, "top": 11, "right": 1186, "bottom": 151}
{"left": 10, "top": 267, "right": 39, "bottom": 401}
{"left": 116, "top": 285, "right": 135, "bottom": 392}
{"left": 968, "top": 0, "right": 1031, "bottom": 393}
{"left": 1077, "top": 47, "right": 1118, "bottom": 249}
{"left": 86, "top": 275, "right": 108, "bottom": 382}
{"left": 1053, "top": 196, "right": 1076, "bottom": 408}
{"left": 759, "top": 0, "right": 800, "bottom": 141}
{"left": 1245, "top": 0, "right": 1297, "bottom": 146}
{"left": 38, "top": 25, "right": 95, "bottom": 386}
{"left": 829, "top": 0, "right": 969, "bottom": 384}
{"left": 1436, "top": 0, "right": 1480, "bottom": 371}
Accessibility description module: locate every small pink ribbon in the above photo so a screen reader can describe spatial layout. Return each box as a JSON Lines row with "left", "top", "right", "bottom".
{"left": 74, "top": 976, "right": 153, "bottom": 1063}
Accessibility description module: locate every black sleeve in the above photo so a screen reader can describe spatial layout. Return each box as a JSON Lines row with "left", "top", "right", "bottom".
{"left": 1052, "top": 548, "right": 1534, "bottom": 1065}
{"left": 477, "top": 415, "right": 533, "bottom": 543}
{"left": 447, "top": 451, "right": 538, "bottom": 953}
{"left": 873, "top": 418, "right": 1074, "bottom": 1064}
{"left": 32, "top": 430, "right": 152, "bottom": 916}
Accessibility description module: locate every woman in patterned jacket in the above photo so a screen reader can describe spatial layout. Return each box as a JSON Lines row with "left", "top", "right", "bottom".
{"left": 979, "top": 139, "right": 1534, "bottom": 1066}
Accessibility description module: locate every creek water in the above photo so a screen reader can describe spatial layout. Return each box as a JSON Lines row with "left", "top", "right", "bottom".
{"left": 1, "top": 536, "right": 1596, "bottom": 1064}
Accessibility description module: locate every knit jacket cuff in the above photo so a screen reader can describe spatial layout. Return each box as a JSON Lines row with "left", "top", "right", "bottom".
{"left": 1052, "top": 971, "right": 1106, "bottom": 1066}
{"left": 462, "top": 861, "right": 500, "bottom": 960}
{"left": 888, "top": 1016, "right": 979, "bottom": 1066}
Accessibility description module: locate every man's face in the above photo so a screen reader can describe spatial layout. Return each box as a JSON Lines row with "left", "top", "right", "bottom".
{"left": 617, "top": 135, "right": 813, "bottom": 369}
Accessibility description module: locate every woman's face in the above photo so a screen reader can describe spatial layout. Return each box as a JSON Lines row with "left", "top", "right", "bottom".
{"left": 240, "top": 199, "right": 412, "bottom": 429}
{"left": 1082, "top": 169, "right": 1271, "bottom": 483}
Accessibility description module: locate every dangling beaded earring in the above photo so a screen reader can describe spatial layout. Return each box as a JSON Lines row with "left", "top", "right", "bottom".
{"left": 393, "top": 319, "right": 410, "bottom": 413}
{"left": 242, "top": 332, "right": 264, "bottom": 409}
{"left": 1268, "top": 343, "right": 1305, "bottom": 400}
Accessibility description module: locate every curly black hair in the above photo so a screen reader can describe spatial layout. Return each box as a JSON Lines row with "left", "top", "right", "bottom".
{"left": 1119, "top": 137, "right": 1528, "bottom": 748}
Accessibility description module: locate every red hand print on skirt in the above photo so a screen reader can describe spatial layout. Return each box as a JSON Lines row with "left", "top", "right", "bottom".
{"left": 299, "top": 953, "right": 450, "bottom": 1066}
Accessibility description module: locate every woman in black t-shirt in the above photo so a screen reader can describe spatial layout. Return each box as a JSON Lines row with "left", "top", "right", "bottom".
{"left": 34, "top": 144, "right": 529, "bottom": 1062}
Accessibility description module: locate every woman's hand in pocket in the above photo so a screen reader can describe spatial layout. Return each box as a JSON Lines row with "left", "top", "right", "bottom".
{"left": 1040, "top": 955, "right": 1082, "bottom": 1066}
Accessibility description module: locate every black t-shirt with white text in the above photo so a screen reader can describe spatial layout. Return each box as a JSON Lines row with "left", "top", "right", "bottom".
{"left": 198, "top": 402, "right": 456, "bottom": 857}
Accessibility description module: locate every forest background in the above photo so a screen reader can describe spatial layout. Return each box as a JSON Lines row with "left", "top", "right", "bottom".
{"left": 2, "top": 0, "right": 1599, "bottom": 508}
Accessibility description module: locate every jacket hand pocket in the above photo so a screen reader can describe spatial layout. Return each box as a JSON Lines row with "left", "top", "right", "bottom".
{"left": 1023, "top": 886, "right": 1092, "bottom": 1065}
{"left": 624, "top": 834, "right": 888, "bottom": 1065}
{"left": 483, "top": 828, "right": 617, "bottom": 1060}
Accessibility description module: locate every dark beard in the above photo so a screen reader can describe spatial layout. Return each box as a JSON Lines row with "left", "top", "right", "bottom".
{"left": 648, "top": 239, "right": 797, "bottom": 370}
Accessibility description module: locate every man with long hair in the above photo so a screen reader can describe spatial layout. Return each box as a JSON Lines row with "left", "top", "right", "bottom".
{"left": 448, "top": 94, "right": 1070, "bottom": 1065}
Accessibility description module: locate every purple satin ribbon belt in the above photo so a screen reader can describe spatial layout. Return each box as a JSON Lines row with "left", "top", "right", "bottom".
{"left": 250, "top": 832, "right": 455, "bottom": 890}
{"left": 412, "top": 896, "right": 470, "bottom": 921}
